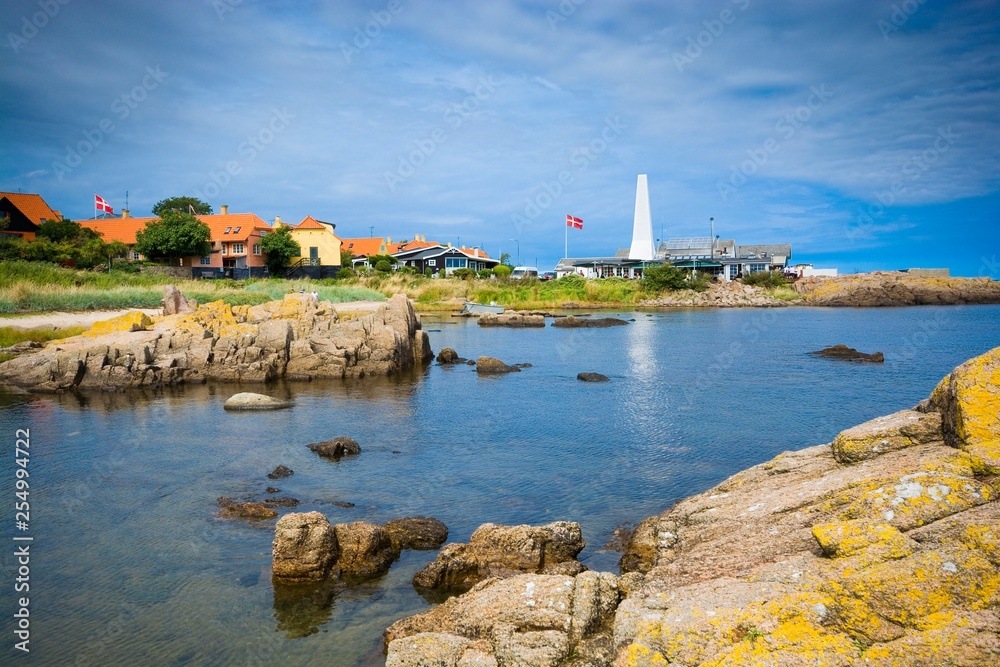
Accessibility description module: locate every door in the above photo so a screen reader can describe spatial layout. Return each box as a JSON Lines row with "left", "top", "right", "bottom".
{"left": 310, "top": 247, "right": 319, "bottom": 266}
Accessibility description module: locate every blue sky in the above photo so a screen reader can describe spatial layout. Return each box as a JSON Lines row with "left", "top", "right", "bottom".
{"left": 2, "top": 0, "right": 998, "bottom": 275}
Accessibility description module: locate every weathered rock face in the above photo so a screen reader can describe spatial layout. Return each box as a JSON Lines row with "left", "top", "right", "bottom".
{"left": 475, "top": 356, "right": 520, "bottom": 374}
{"left": 385, "top": 572, "right": 621, "bottom": 667}
{"left": 0, "top": 293, "right": 432, "bottom": 392}
{"left": 551, "top": 316, "right": 628, "bottom": 328}
{"left": 412, "top": 521, "right": 587, "bottom": 595}
{"left": 477, "top": 312, "right": 546, "bottom": 327}
{"left": 795, "top": 272, "right": 1000, "bottom": 306}
{"left": 930, "top": 345, "right": 1000, "bottom": 474}
{"left": 811, "top": 343, "right": 885, "bottom": 362}
{"left": 332, "top": 521, "right": 395, "bottom": 580}
{"left": 307, "top": 437, "right": 361, "bottom": 459}
{"left": 384, "top": 517, "right": 449, "bottom": 554}
{"left": 223, "top": 392, "right": 293, "bottom": 410}
{"left": 161, "top": 284, "right": 197, "bottom": 315}
{"left": 612, "top": 347, "right": 1000, "bottom": 665}
{"left": 272, "top": 511, "right": 339, "bottom": 581}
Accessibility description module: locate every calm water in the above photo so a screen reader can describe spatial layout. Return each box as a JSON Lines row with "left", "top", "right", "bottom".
{"left": 1, "top": 305, "right": 998, "bottom": 666}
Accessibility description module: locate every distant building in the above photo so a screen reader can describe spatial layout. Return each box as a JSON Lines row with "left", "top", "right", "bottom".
{"left": 393, "top": 243, "right": 498, "bottom": 275}
{"left": 284, "top": 215, "right": 342, "bottom": 279}
{"left": 0, "top": 191, "right": 62, "bottom": 240}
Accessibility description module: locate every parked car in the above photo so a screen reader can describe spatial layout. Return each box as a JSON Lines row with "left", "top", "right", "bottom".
{"left": 540, "top": 271, "right": 556, "bottom": 281}
{"left": 510, "top": 266, "right": 539, "bottom": 280}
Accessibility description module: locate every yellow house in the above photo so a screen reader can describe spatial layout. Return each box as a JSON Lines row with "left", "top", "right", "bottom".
{"left": 287, "top": 216, "right": 343, "bottom": 278}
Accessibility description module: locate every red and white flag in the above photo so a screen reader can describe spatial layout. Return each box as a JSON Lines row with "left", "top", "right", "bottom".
{"left": 566, "top": 214, "right": 583, "bottom": 230}
{"left": 95, "top": 194, "right": 114, "bottom": 214}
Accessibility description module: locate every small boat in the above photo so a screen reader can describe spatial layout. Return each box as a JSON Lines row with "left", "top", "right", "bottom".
{"left": 461, "top": 301, "right": 505, "bottom": 315}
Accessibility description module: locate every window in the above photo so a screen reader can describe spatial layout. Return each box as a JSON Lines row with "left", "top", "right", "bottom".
{"left": 253, "top": 243, "right": 261, "bottom": 255}
{"left": 132, "top": 251, "right": 141, "bottom": 261}
{"left": 221, "top": 244, "right": 227, "bottom": 255}
{"left": 445, "top": 257, "right": 467, "bottom": 268}
{"left": 224, "top": 227, "right": 232, "bottom": 234}
{"left": 232, "top": 243, "right": 244, "bottom": 255}
{"left": 233, "top": 227, "right": 241, "bottom": 233}
{"left": 259, "top": 230, "right": 267, "bottom": 237}
{"left": 200, "top": 256, "right": 211, "bottom": 266}
{"left": 427, "top": 259, "right": 436, "bottom": 266}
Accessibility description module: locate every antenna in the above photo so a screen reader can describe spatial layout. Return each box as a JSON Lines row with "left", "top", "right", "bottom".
{"left": 125, "top": 191, "right": 129, "bottom": 210}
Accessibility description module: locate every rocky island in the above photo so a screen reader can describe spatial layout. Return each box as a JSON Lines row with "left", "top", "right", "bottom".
{"left": 0, "top": 293, "right": 432, "bottom": 391}
{"left": 382, "top": 346, "right": 999, "bottom": 666}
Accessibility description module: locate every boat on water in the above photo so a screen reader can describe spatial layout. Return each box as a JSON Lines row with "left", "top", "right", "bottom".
{"left": 461, "top": 302, "right": 505, "bottom": 315}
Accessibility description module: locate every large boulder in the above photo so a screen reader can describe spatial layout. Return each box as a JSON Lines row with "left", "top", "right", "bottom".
{"left": 831, "top": 409, "right": 942, "bottom": 463}
{"left": 384, "top": 517, "right": 449, "bottom": 554}
{"left": 578, "top": 372, "right": 610, "bottom": 382}
{"left": 811, "top": 343, "right": 884, "bottom": 363}
{"left": 436, "top": 347, "right": 461, "bottom": 364}
{"left": 0, "top": 293, "right": 432, "bottom": 391}
{"left": 930, "top": 345, "right": 1000, "bottom": 473}
{"left": 223, "top": 392, "right": 293, "bottom": 411}
{"left": 412, "top": 521, "right": 586, "bottom": 595}
{"left": 385, "top": 571, "right": 621, "bottom": 666}
{"left": 475, "top": 356, "right": 520, "bottom": 374}
{"left": 272, "top": 511, "right": 339, "bottom": 581}
{"left": 332, "top": 521, "right": 395, "bottom": 580}
{"left": 477, "top": 312, "right": 546, "bottom": 327}
{"left": 161, "top": 284, "right": 197, "bottom": 315}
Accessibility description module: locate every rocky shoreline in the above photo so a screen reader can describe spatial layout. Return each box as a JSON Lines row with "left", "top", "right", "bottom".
{"left": 379, "top": 346, "right": 1000, "bottom": 666}
{"left": 0, "top": 293, "right": 432, "bottom": 391}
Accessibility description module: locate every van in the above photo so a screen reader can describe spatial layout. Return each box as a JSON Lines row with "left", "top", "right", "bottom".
{"left": 510, "top": 266, "right": 539, "bottom": 280}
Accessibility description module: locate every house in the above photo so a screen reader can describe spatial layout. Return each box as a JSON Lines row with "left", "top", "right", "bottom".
{"left": 0, "top": 191, "right": 62, "bottom": 240}
{"left": 341, "top": 234, "right": 439, "bottom": 268}
{"left": 285, "top": 215, "right": 343, "bottom": 279}
{"left": 81, "top": 205, "right": 272, "bottom": 277}
{"left": 393, "top": 244, "right": 499, "bottom": 275}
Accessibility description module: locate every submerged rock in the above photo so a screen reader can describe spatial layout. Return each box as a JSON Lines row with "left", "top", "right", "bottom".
{"left": 477, "top": 312, "right": 546, "bottom": 327}
{"left": 307, "top": 437, "right": 361, "bottom": 459}
{"left": 811, "top": 343, "right": 884, "bottom": 362}
{"left": 217, "top": 497, "right": 279, "bottom": 520}
{"left": 384, "top": 517, "right": 449, "bottom": 554}
{"left": 267, "top": 465, "right": 294, "bottom": 479}
{"left": 412, "top": 521, "right": 586, "bottom": 596}
{"left": 551, "top": 316, "right": 628, "bottom": 328}
{"left": 578, "top": 372, "right": 610, "bottom": 382}
{"left": 224, "top": 392, "right": 293, "bottom": 410}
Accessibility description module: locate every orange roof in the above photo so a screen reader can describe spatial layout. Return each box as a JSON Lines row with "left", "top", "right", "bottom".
{"left": 81, "top": 212, "right": 271, "bottom": 245}
{"left": 294, "top": 215, "right": 331, "bottom": 231}
{"left": 387, "top": 239, "right": 437, "bottom": 254}
{"left": 459, "top": 246, "right": 492, "bottom": 259}
{"left": 341, "top": 237, "right": 387, "bottom": 257}
{"left": 0, "top": 192, "right": 61, "bottom": 224}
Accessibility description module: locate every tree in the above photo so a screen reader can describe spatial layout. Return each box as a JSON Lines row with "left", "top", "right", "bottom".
{"left": 641, "top": 264, "right": 688, "bottom": 292}
{"left": 260, "top": 224, "right": 301, "bottom": 274}
{"left": 340, "top": 247, "right": 354, "bottom": 268}
{"left": 135, "top": 210, "right": 212, "bottom": 263}
{"left": 151, "top": 196, "right": 212, "bottom": 217}
{"left": 499, "top": 252, "right": 512, "bottom": 266}
{"left": 37, "top": 218, "right": 100, "bottom": 244}
{"left": 374, "top": 259, "right": 392, "bottom": 273}
{"left": 367, "top": 253, "right": 396, "bottom": 268}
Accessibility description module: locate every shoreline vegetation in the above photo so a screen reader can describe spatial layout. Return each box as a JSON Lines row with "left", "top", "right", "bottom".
{"left": 2, "top": 261, "right": 999, "bottom": 325}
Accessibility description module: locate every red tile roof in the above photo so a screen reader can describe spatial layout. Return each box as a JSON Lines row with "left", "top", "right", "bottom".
{"left": 341, "top": 237, "right": 387, "bottom": 257}
{"left": 81, "top": 212, "right": 271, "bottom": 245}
{"left": 0, "top": 192, "right": 61, "bottom": 224}
{"left": 294, "top": 215, "right": 329, "bottom": 230}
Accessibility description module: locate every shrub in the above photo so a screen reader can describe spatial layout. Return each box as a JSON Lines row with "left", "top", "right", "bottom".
{"left": 492, "top": 265, "right": 512, "bottom": 278}
{"left": 452, "top": 268, "right": 476, "bottom": 280}
{"left": 336, "top": 267, "right": 358, "bottom": 280}
{"left": 477, "top": 268, "right": 493, "bottom": 279}
{"left": 742, "top": 271, "right": 788, "bottom": 288}
{"left": 397, "top": 265, "right": 417, "bottom": 275}
{"left": 375, "top": 259, "right": 392, "bottom": 273}
{"left": 641, "top": 264, "right": 688, "bottom": 292}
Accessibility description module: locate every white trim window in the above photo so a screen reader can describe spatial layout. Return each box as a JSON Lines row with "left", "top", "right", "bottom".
{"left": 200, "top": 256, "right": 211, "bottom": 266}
{"left": 253, "top": 243, "right": 261, "bottom": 255}
{"left": 232, "top": 243, "right": 245, "bottom": 255}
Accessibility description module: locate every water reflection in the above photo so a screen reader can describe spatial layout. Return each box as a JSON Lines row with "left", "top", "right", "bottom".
{"left": 272, "top": 578, "right": 342, "bottom": 638}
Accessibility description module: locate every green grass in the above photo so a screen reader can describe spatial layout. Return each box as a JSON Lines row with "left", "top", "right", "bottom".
{"left": 0, "top": 325, "right": 87, "bottom": 348}
{"left": 0, "top": 261, "right": 385, "bottom": 313}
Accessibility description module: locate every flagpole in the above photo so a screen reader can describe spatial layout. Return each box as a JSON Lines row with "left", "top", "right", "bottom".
{"left": 565, "top": 218, "right": 568, "bottom": 259}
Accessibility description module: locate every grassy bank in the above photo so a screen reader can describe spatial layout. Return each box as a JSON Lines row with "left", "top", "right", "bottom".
{"left": 0, "top": 261, "right": 385, "bottom": 314}
{"left": 0, "top": 324, "right": 88, "bottom": 362}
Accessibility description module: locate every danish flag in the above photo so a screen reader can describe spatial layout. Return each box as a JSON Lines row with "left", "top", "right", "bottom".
{"left": 566, "top": 214, "right": 583, "bottom": 229}
{"left": 95, "top": 194, "right": 114, "bottom": 214}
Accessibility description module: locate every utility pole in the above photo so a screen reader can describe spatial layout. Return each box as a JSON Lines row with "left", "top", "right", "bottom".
{"left": 369, "top": 226, "right": 374, "bottom": 237}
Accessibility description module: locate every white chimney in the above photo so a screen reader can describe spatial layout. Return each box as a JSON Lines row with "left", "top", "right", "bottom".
{"left": 220, "top": 205, "right": 228, "bottom": 215}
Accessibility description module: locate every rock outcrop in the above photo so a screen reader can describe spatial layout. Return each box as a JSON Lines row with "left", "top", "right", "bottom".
{"left": 161, "top": 284, "right": 197, "bottom": 315}
{"left": 0, "top": 293, "right": 432, "bottom": 392}
{"left": 811, "top": 344, "right": 885, "bottom": 363}
{"left": 385, "top": 517, "right": 449, "bottom": 554}
{"left": 412, "top": 521, "right": 587, "bottom": 595}
{"left": 551, "top": 316, "right": 628, "bottom": 328}
{"left": 796, "top": 272, "right": 1000, "bottom": 306}
{"left": 436, "top": 348, "right": 462, "bottom": 364}
{"left": 384, "top": 346, "right": 1000, "bottom": 666}
{"left": 307, "top": 437, "right": 361, "bottom": 459}
{"left": 385, "top": 571, "right": 621, "bottom": 667}
{"left": 477, "top": 312, "right": 546, "bottom": 327}
{"left": 578, "top": 372, "right": 610, "bottom": 382}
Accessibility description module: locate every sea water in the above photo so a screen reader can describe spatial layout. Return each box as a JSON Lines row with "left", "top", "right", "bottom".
{"left": 1, "top": 305, "right": 998, "bottom": 666}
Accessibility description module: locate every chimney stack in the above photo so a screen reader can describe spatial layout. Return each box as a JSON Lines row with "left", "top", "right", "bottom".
{"left": 274, "top": 215, "right": 281, "bottom": 226}
{"left": 220, "top": 205, "right": 228, "bottom": 215}
{"left": 122, "top": 209, "right": 130, "bottom": 219}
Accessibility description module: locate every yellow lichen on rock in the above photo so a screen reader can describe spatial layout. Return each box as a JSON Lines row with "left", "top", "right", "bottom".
{"left": 831, "top": 410, "right": 942, "bottom": 464}
{"left": 174, "top": 299, "right": 255, "bottom": 339}
{"left": 839, "top": 471, "right": 991, "bottom": 530}
{"left": 931, "top": 346, "right": 1000, "bottom": 473}
{"left": 812, "top": 520, "right": 914, "bottom": 560}
{"left": 83, "top": 311, "right": 153, "bottom": 337}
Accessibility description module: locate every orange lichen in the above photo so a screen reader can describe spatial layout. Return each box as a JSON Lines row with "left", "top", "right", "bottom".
{"left": 83, "top": 311, "right": 153, "bottom": 337}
